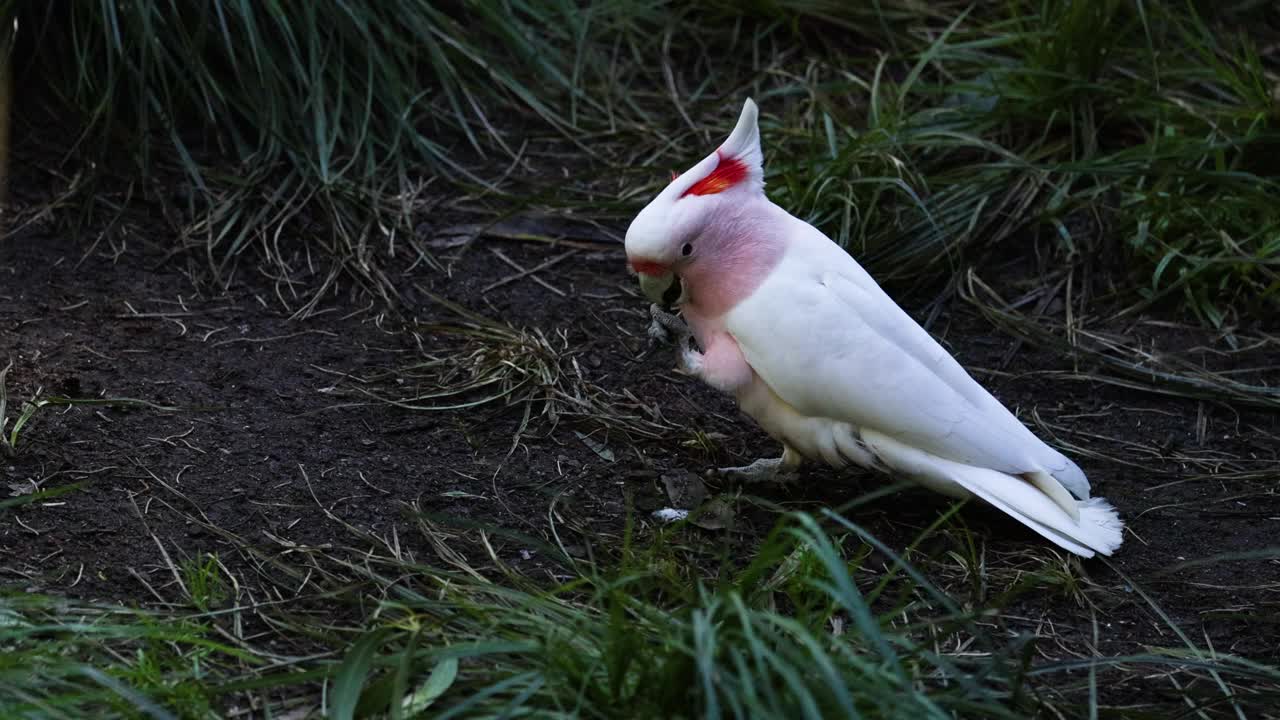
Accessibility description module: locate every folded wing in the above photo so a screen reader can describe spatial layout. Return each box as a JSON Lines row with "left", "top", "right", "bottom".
{"left": 724, "top": 238, "right": 1088, "bottom": 499}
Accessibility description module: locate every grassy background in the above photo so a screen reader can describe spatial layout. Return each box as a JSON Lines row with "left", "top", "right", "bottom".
{"left": 8, "top": 0, "right": 1280, "bottom": 321}
{"left": 3, "top": 1, "right": 1279, "bottom": 718}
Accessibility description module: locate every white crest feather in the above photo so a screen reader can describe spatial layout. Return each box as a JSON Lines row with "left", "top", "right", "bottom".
{"left": 720, "top": 98, "right": 763, "bottom": 180}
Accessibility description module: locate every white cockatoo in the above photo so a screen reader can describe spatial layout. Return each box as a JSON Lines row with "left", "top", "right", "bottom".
{"left": 626, "top": 99, "right": 1123, "bottom": 557}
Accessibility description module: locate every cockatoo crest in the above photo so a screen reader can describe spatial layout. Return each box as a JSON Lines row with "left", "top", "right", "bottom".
{"left": 626, "top": 99, "right": 765, "bottom": 279}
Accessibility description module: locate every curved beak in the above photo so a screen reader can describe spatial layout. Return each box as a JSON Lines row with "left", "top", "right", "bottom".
{"left": 638, "top": 270, "right": 678, "bottom": 305}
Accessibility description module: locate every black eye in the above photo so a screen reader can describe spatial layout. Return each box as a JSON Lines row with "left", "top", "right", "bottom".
{"left": 681, "top": 243, "right": 693, "bottom": 257}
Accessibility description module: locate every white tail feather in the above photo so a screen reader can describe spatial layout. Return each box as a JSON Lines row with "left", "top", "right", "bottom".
{"left": 861, "top": 430, "right": 1124, "bottom": 557}
{"left": 1024, "top": 470, "right": 1080, "bottom": 522}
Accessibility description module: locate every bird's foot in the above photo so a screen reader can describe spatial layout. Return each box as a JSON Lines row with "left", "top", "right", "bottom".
{"left": 647, "top": 304, "right": 703, "bottom": 375}
{"left": 647, "top": 304, "right": 690, "bottom": 344}
{"left": 709, "top": 457, "right": 800, "bottom": 485}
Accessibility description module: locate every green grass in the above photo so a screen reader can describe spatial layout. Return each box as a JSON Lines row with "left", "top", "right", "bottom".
{"left": 7, "top": 0, "right": 1279, "bottom": 320}
{"left": 178, "top": 555, "right": 228, "bottom": 615}
{"left": 10, "top": 0, "right": 610, "bottom": 300}
{"left": 750, "top": 0, "right": 1280, "bottom": 322}
{"left": 0, "top": 358, "right": 41, "bottom": 457}
{"left": 0, "top": 359, "right": 181, "bottom": 457}
{"left": 3, "top": 502, "right": 1276, "bottom": 718}
{"left": 317, "top": 509, "right": 1038, "bottom": 719}
{"left": 0, "top": 594, "right": 247, "bottom": 719}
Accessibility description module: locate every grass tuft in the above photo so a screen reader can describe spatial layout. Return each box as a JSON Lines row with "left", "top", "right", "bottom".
{"left": 9, "top": 1, "right": 1278, "bottom": 321}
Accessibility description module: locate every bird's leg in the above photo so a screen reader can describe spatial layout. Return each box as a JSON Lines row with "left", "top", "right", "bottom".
{"left": 650, "top": 304, "right": 757, "bottom": 394}
{"left": 712, "top": 445, "right": 803, "bottom": 485}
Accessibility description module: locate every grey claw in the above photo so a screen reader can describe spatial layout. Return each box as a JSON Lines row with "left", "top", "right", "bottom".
{"left": 709, "top": 457, "right": 801, "bottom": 485}
{"left": 647, "top": 303, "right": 691, "bottom": 346}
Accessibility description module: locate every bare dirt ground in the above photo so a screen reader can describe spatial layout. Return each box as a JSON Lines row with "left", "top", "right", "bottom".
{"left": 2, "top": 153, "right": 1279, "bottom": 711}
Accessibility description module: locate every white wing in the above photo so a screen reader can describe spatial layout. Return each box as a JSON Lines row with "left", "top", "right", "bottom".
{"left": 724, "top": 216, "right": 1088, "bottom": 497}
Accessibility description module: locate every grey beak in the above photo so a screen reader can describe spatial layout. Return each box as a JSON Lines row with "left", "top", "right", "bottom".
{"left": 638, "top": 271, "right": 679, "bottom": 306}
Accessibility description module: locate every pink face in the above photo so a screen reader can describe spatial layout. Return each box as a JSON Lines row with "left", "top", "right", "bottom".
{"left": 629, "top": 162, "right": 787, "bottom": 317}
{"left": 674, "top": 196, "right": 788, "bottom": 318}
{"left": 626, "top": 150, "right": 753, "bottom": 278}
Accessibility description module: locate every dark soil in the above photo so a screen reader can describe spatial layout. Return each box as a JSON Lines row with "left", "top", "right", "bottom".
{"left": 2, "top": 162, "right": 1278, "bottom": 712}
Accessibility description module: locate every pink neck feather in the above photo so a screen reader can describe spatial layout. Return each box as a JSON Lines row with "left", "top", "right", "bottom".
{"left": 681, "top": 200, "right": 788, "bottom": 319}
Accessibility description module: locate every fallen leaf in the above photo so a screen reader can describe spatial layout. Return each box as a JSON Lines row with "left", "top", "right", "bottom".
{"left": 574, "top": 431, "right": 615, "bottom": 462}
{"left": 439, "top": 490, "right": 486, "bottom": 500}
{"left": 661, "top": 470, "right": 706, "bottom": 510}
{"left": 7, "top": 481, "right": 36, "bottom": 497}
{"left": 691, "top": 497, "right": 735, "bottom": 530}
